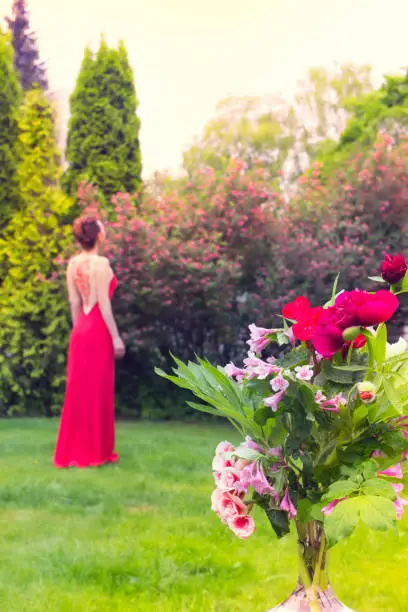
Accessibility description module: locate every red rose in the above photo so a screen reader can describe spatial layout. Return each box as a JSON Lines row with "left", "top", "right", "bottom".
{"left": 312, "top": 307, "right": 345, "bottom": 358}
{"left": 333, "top": 289, "right": 399, "bottom": 327}
{"left": 354, "top": 290, "right": 399, "bottom": 326}
{"left": 282, "top": 297, "right": 323, "bottom": 341}
{"left": 381, "top": 254, "right": 407, "bottom": 285}
{"left": 312, "top": 290, "right": 399, "bottom": 358}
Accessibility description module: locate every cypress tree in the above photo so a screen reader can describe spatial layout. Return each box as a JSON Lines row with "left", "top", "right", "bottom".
{"left": 0, "top": 89, "right": 73, "bottom": 415}
{"left": 63, "top": 38, "right": 142, "bottom": 202}
{"left": 6, "top": 0, "right": 48, "bottom": 92}
{"left": 0, "top": 29, "right": 21, "bottom": 228}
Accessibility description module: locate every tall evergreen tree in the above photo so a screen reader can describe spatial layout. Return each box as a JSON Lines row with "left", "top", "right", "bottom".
{"left": 63, "top": 38, "right": 142, "bottom": 202}
{"left": 0, "top": 89, "right": 73, "bottom": 415}
{"left": 6, "top": 0, "right": 48, "bottom": 92}
{"left": 0, "top": 29, "right": 22, "bottom": 228}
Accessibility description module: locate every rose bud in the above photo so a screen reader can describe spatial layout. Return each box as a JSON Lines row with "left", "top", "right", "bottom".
{"left": 381, "top": 254, "right": 408, "bottom": 285}
{"left": 342, "top": 326, "right": 362, "bottom": 342}
{"left": 357, "top": 381, "right": 376, "bottom": 404}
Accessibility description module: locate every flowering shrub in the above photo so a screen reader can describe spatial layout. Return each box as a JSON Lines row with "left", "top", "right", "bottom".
{"left": 157, "top": 254, "right": 408, "bottom": 547}
{"left": 255, "top": 134, "right": 408, "bottom": 325}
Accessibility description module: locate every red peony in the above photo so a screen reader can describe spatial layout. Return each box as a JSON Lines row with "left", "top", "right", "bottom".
{"left": 282, "top": 297, "right": 323, "bottom": 342}
{"left": 381, "top": 254, "right": 407, "bottom": 285}
{"left": 312, "top": 290, "right": 399, "bottom": 358}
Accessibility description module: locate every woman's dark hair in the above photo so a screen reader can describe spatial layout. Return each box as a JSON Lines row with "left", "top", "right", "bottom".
{"left": 72, "top": 216, "right": 101, "bottom": 250}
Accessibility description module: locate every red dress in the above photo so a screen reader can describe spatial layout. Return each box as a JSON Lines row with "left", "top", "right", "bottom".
{"left": 54, "top": 276, "right": 119, "bottom": 468}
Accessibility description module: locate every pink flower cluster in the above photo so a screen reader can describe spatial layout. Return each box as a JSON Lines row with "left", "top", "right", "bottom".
{"left": 211, "top": 439, "right": 296, "bottom": 538}
{"left": 211, "top": 441, "right": 256, "bottom": 539}
{"left": 314, "top": 390, "right": 346, "bottom": 413}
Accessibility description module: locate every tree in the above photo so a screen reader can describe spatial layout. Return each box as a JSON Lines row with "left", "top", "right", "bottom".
{"left": 317, "top": 70, "right": 408, "bottom": 175}
{"left": 0, "top": 89, "right": 73, "bottom": 415}
{"left": 0, "top": 29, "right": 21, "bottom": 228}
{"left": 6, "top": 0, "right": 48, "bottom": 92}
{"left": 292, "top": 63, "right": 373, "bottom": 176}
{"left": 63, "top": 38, "right": 142, "bottom": 202}
{"left": 183, "top": 65, "right": 372, "bottom": 190}
{"left": 183, "top": 96, "right": 295, "bottom": 188}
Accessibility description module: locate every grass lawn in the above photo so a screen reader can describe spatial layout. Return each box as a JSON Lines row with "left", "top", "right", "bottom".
{"left": 0, "top": 419, "right": 408, "bottom": 611}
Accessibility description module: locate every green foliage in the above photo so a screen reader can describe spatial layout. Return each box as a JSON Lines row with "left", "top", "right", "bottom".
{"left": 183, "top": 95, "right": 295, "bottom": 183}
{"left": 0, "top": 29, "right": 22, "bottom": 227}
{"left": 63, "top": 39, "right": 142, "bottom": 202}
{"left": 319, "top": 70, "right": 408, "bottom": 174}
{"left": 0, "top": 89, "right": 74, "bottom": 415}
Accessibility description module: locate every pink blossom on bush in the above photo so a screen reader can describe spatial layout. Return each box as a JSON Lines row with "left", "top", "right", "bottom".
{"left": 378, "top": 463, "right": 403, "bottom": 479}
{"left": 271, "top": 375, "right": 289, "bottom": 393}
{"left": 280, "top": 489, "right": 297, "bottom": 519}
{"left": 295, "top": 365, "right": 314, "bottom": 381}
{"left": 264, "top": 391, "right": 285, "bottom": 411}
{"left": 391, "top": 483, "right": 408, "bottom": 519}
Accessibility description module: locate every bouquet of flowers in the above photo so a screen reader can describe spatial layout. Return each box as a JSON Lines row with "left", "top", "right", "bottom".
{"left": 156, "top": 254, "right": 408, "bottom": 610}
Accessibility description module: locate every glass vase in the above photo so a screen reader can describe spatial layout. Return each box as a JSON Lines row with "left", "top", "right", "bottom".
{"left": 268, "top": 520, "right": 355, "bottom": 612}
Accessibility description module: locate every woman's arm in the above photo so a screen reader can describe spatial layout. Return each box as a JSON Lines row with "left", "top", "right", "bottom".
{"left": 96, "top": 258, "right": 125, "bottom": 357}
{"left": 66, "top": 259, "right": 82, "bottom": 325}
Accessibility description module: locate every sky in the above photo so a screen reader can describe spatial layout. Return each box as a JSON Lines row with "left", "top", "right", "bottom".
{"left": 1, "top": 0, "right": 408, "bottom": 177}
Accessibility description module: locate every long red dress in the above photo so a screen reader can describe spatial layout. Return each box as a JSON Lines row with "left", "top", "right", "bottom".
{"left": 54, "top": 276, "right": 119, "bottom": 468}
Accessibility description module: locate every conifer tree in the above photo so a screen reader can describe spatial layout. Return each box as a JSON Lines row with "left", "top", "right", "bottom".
{"left": 6, "top": 0, "right": 48, "bottom": 92}
{"left": 63, "top": 38, "right": 142, "bottom": 202}
{"left": 0, "top": 29, "right": 21, "bottom": 227}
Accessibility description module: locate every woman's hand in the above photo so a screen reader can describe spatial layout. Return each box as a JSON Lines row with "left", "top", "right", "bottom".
{"left": 113, "top": 336, "right": 126, "bottom": 360}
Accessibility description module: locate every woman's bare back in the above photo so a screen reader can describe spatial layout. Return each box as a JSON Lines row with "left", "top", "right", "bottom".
{"left": 68, "top": 254, "right": 113, "bottom": 315}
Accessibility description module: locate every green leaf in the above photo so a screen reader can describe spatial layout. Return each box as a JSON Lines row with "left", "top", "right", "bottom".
{"left": 322, "top": 361, "right": 365, "bottom": 384}
{"left": 362, "top": 478, "right": 396, "bottom": 500}
{"left": 272, "top": 468, "right": 285, "bottom": 494}
{"left": 401, "top": 270, "right": 408, "bottom": 292}
{"left": 297, "top": 499, "right": 324, "bottom": 522}
{"left": 277, "top": 348, "right": 310, "bottom": 369}
{"left": 358, "top": 495, "right": 397, "bottom": 532}
{"left": 324, "top": 495, "right": 397, "bottom": 547}
{"left": 374, "top": 323, "right": 387, "bottom": 366}
{"left": 324, "top": 497, "right": 359, "bottom": 547}
{"left": 254, "top": 406, "right": 274, "bottom": 426}
{"left": 322, "top": 480, "right": 359, "bottom": 502}
{"left": 383, "top": 377, "right": 403, "bottom": 414}
{"left": 352, "top": 403, "right": 368, "bottom": 426}
{"left": 262, "top": 506, "right": 290, "bottom": 538}
{"left": 368, "top": 276, "right": 387, "bottom": 284}
{"left": 233, "top": 446, "right": 261, "bottom": 461}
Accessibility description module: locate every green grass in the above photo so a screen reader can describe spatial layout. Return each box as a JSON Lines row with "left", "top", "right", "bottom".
{"left": 0, "top": 420, "right": 408, "bottom": 611}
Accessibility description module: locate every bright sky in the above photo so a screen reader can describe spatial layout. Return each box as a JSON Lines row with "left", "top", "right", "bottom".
{"left": 1, "top": 0, "right": 407, "bottom": 176}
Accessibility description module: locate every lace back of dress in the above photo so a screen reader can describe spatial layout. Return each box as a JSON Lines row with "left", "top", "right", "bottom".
{"left": 72, "top": 256, "right": 99, "bottom": 315}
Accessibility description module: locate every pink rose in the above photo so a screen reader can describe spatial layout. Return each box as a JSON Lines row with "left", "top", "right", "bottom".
{"left": 211, "top": 490, "right": 247, "bottom": 524}
{"left": 228, "top": 514, "right": 256, "bottom": 539}
{"left": 218, "top": 468, "right": 241, "bottom": 491}
{"left": 215, "top": 441, "right": 235, "bottom": 455}
{"left": 212, "top": 454, "right": 235, "bottom": 483}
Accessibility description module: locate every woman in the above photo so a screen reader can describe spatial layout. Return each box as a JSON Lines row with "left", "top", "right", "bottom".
{"left": 54, "top": 216, "right": 125, "bottom": 468}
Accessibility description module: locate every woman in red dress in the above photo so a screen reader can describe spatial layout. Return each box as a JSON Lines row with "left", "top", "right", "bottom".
{"left": 54, "top": 216, "right": 125, "bottom": 468}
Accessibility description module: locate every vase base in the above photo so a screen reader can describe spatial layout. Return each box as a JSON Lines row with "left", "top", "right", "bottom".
{"left": 268, "top": 584, "right": 355, "bottom": 612}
